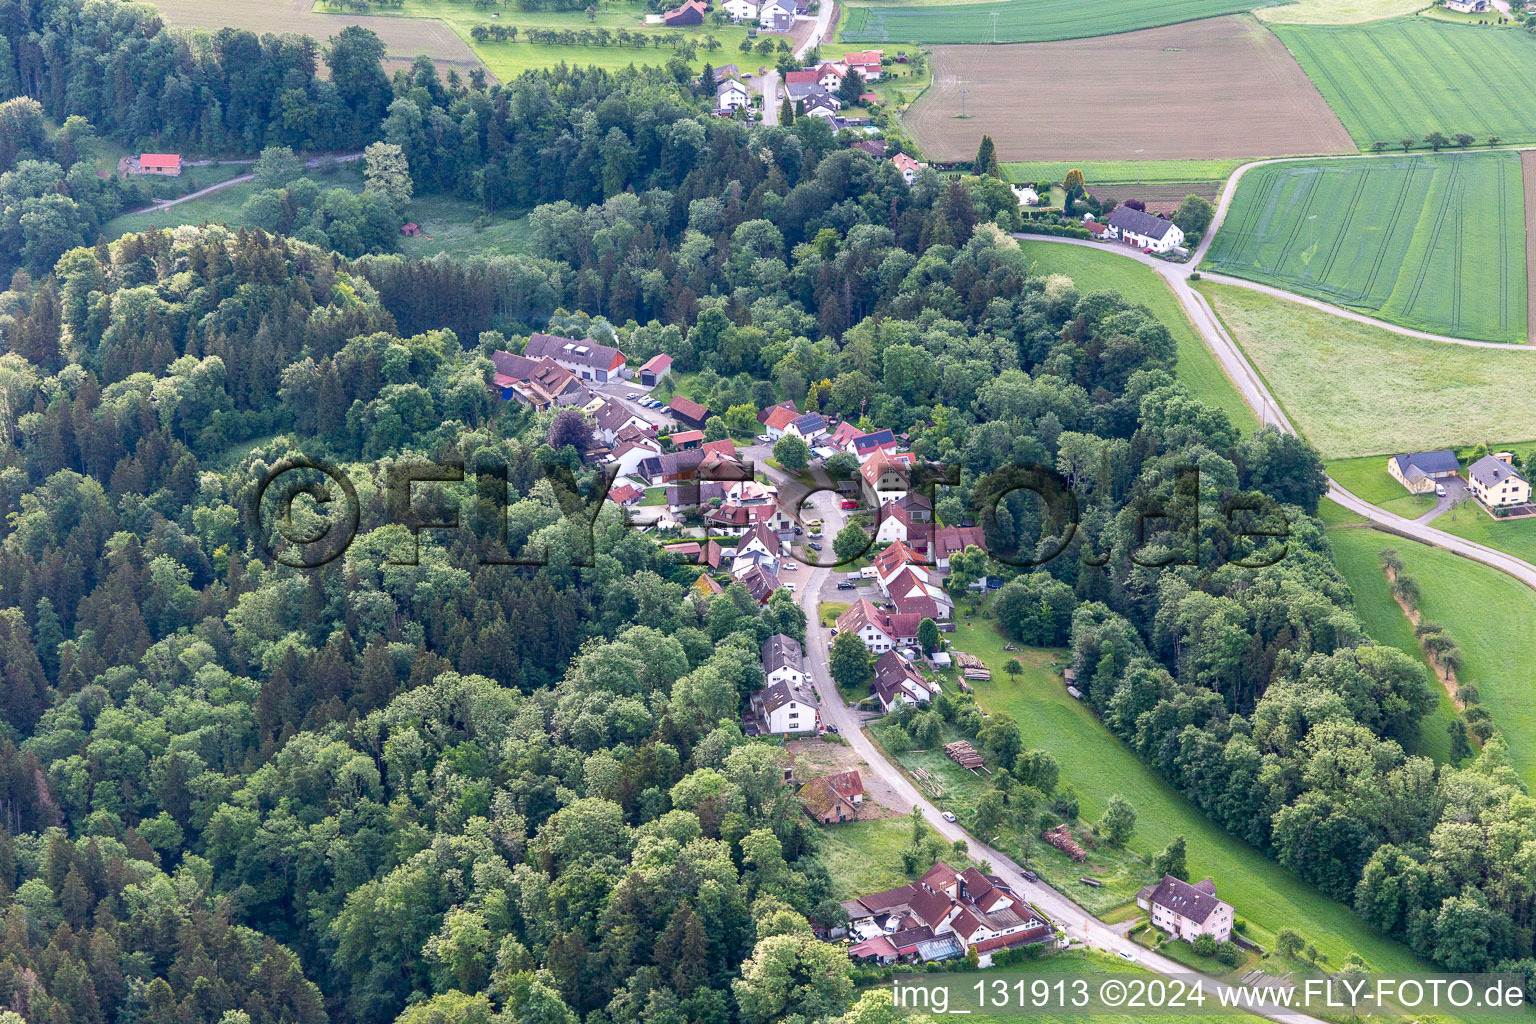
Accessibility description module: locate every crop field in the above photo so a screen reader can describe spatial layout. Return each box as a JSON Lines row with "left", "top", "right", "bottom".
{"left": 1198, "top": 283, "right": 1536, "bottom": 458}
{"left": 1254, "top": 0, "right": 1421, "bottom": 23}
{"left": 150, "top": 0, "right": 485, "bottom": 76}
{"left": 1003, "top": 158, "right": 1242, "bottom": 186}
{"left": 1014, "top": 241, "right": 1258, "bottom": 433}
{"left": 1205, "top": 153, "right": 1528, "bottom": 343}
{"left": 839, "top": 0, "right": 1287, "bottom": 45}
{"left": 1274, "top": 18, "right": 1536, "bottom": 149}
{"left": 905, "top": 18, "right": 1353, "bottom": 162}
{"left": 1327, "top": 524, "right": 1536, "bottom": 790}
{"left": 945, "top": 615, "right": 1437, "bottom": 972}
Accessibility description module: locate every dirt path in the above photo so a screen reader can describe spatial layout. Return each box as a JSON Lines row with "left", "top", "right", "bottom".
{"left": 139, "top": 152, "right": 363, "bottom": 213}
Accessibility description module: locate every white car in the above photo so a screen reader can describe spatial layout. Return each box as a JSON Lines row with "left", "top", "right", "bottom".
{"left": 780, "top": 561, "right": 798, "bottom": 571}
{"left": 626, "top": 392, "right": 639, "bottom": 400}
{"left": 941, "top": 811, "right": 957, "bottom": 823}
{"left": 781, "top": 582, "right": 796, "bottom": 592}
{"left": 1119, "top": 951, "right": 1137, "bottom": 962}
{"left": 1436, "top": 484, "right": 1447, "bottom": 497}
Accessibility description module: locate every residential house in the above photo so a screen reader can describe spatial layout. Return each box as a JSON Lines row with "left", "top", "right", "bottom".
{"left": 738, "top": 521, "right": 782, "bottom": 561}
{"left": 751, "top": 679, "right": 818, "bottom": 734}
{"left": 1010, "top": 184, "right": 1040, "bottom": 206}
{"left": 844, "top": 862, "right": 1052, "bottom": 960}
{"left": 638, "top": 448, "right": 711, "bottom": 486}
{"left": 491, "top": 351, "right": 591, "bottom": 408}
{"left": 861, "top": 447, "right": 910, "bottom": 505}
{"left": 874, "top": 540, "right": 925, "bottom": 585}
{"left": 787, "top": 412, "right": 827, "bottom": 442}
{"left": 692, "top": 572, "right": 724, "bottom": 599}
{"left": 606, "top": 433, "right": 664, "bottom": 479}
{"left": 722, "top": 0, "right": 757, "bottom": 18}
{"left": 593, "top": 400, "right": 653, "bottom": 444}
{"left": 763, "top": 404, "right": 800, "bottom": 439}
{"left": 1447, "top": 0, "right": 1490, "bottom": 10}
{"left": 802, "top": 99, "right": 840, "bottom": 125}
{"left": 762, "top": 632, "right": 806, "bottom": 687}
{"left": 799, "top": 770, "right": 864, "bottom": 823}
{"left": 933, "top": 525, "right": 986, "bottom": 570}
{"left": 712, "top": 63, "right": 741, "bottom": 82}
{"left": 813, "top": 62, "right": 847, "bottom": 90}
{"left": 1105, "top": 206, "right": 1186, "bottom": 253}
{"left": 892, "top": 153, "right": 922, "bottom": 184}
{"left": 524, "top": 332, "right": 629, "bottom": 382}
{"left": 759, "top": 0, "right": 795, "bottom": 30}
{"left": 828, "top": 420, "right": 867, "bottom": 452}
{"left": 1469, "top": 453, "right": 1531, "bottom": 507}
{"left": 739, "top": 563, "right": 783, "bottom": 604}
{"left": 663, "top": 0, "right": 707, "bottom": 24}
{"left": 785, "top": 79, "right": 838, "bottom": 108}
{"left": 638, "top": 353, "right": 674, "bottom": 386}
{"left": 874, "top": 492, "right": 933, "bottom": 546}
{"left": 851, "top": 428, "right": 898, "bottom": 461}
{"left": 837, "top": 598, "right": 897, "bottom": 655}
{"left": 1136, "top": 875, "right": 1234, "bottom": 943}
{"left": 852, "top": 139, "right": 888, "bottom": 158}
{"left": 608, "top": 483, "right": 644, "bottom": 506}
{"left": 1085, "top": 220, "right": 1110, "bottom": 239}
{"left": 871, "top": 650, "right": 934, "bottom": 709}
{"left": 668, "top": 395, "right": 711, "bottom": 430}
{"left": 1388, "top": 449, "right": 1461, "bottom": 494}
{"left": 717, "top": 78, "right": 751, "bottom": 113}
{"left": 138, "top": 154, "right": 182, "bottom": 175}
{"left": 759, "top": 400, "right": 798, "bottom": 425}
{"left": 844, "top": 50, "right": 883, "bottom": 80}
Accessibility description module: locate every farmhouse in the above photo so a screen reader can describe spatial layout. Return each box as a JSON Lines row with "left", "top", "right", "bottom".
{"left": 137, "top": 154, "right": 182, "bottom": 175}
{"left": 751, "top": 679, "right": 819, "bottom": 735}
{"left": 722, "top": 0, "right": 758, "bottom": 18}
{"left": 1105, "top": 206, "right": 1185, "bottom": 253}
{"left": 1446, "top": 0, "right": 1489, "bottom": 11}
{"left": 663, "top": 0, "right": 707, "bottom": 25}
{"left": 717, "top": 79, "right": 751, "bottom": 114}
{"left": 1136, "top": 875, "right": 1234, "bottom": 944}
{"left": 525, "top": 333, "right": 629, "bottom": 382}
{"left": 844, "top": 863, "right": 1052, "bottom": 961}
{"left": 491, "top": 351, "right": 592, "bottom": 409}
{"left": 1387, "top": 449, "right": 1460, "bottom": 494}
{"left": 1468, "top": 453, "right": 1531, "bottom": 507}
{"left": 799, "top": 770, "right": 864, "bottom": 823}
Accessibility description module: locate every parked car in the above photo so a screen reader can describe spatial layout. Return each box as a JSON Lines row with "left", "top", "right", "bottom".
{"left": 840, "top": 499, "right": 858, "bottom": 509}
{"left": 793, "top": 526, "right": 803, "bottom": 534}
{"left": 837, "top": 581, "right": 857, "bottom": 590}
{"left": 1022, "top": 870, "right": 1038, "bottom": 883}
{"left": 781, "top": 561, "right": 797, "bottom": 571}
{"left": 941, "top": 811, "right": 957, "bottom": 823}
{"left": 808, "top": 541, "right": 822, "bottom": 551}
{"left": 756, "top": 434, "right": 770, "bottom": 443}
{"left": 781, "top": 582, "right": 796, "bottom": 592}
{"left": 806, "top": 518, "right": 823, "bottom": 527}
{"left": 626, "top": 393, "right": 638, "bottom": 400}
{"left": 825, "top": 724, "right": 839, "bottom": 734}
{"left": 1436, "top": 484, "right": 1448, "bottom": 497}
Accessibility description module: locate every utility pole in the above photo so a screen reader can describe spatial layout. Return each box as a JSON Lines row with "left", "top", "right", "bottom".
{"left": 959, "top": 85, "right": 967, "bottom": 118}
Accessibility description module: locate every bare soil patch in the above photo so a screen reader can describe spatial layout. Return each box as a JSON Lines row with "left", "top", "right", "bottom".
{"left": 151, "top": 0, "right": 488, "bottom": 78}
{"left": 906, "top": 15, "right": 1354, "bottom": 162}
{"left": 785, "top": 738, "right": 903, "bottom": 816}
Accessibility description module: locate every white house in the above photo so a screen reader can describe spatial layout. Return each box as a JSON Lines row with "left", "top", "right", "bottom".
{"left": 1105, "top": 206, "right": 1185, "bottom": 253}
{"left": 1136, "top": 875, "right": 1234, "bottom": 943}
{"left": 751, "top": 679, "right": 819, "bottom": 734}
{"left": 1468, "top": 453, "right": 1531, "bottom": 507}
{"left": 1010, "top": 183, "right": 1040, "bottom": 206}
{"left": 892, "top": 153, "right": 922, "bottom": 184}
{"left": 717, "top": 79, "right": 751, "bottom": 113}
{"left": 836, "top": 599, "right": 897, "bottom": 655}
{"left": 722, "top": 0, "right": 758, "bottom": 19}
{"left": 1446, "top": 0, "right": 1490, "bottom": 10}
{"left": 760, "top": 0, "right": 795, "bottom": 31}
{"left": 762, "top": 633, "right": 807, "bottom": 688}
{"left": 606, "top": 436, "right": 663, "bottom": 479}
{"left": 592, "top": 400, "right": 652, "bottom": 445}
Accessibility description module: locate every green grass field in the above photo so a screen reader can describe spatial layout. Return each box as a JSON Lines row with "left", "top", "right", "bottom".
{"left": 1274, "top": 18, "right": 1536, "bottom": 148}
{"left": 1325, "top": 523, "right": 1536, "bottom": 790}
{"left": 1014, "top": 241, "right": 1258, "bottom": 433}
{"left": 839, "top": 0, "right": 1289, "bottom": 45}
{"left": 1254, "top": 0, "right": 1420, "bottom": 22}
{"left": 1004, "top": 159, "right": 1242, "bottom": 187}
{"left": 1436, "top": 498, "right": 1536, "bottom": 568}
{"left": 1325, "top": 456, "right": 1439, "bottom": 519}
{"left": 331, "top": 0, "right": 754, "bottom": 76}
{"left": 816, "top": 816, "right": 973, "bottom": 899}
{"left": 944, "top": 613, "right": 1436, "bottom": 973}
{"left": 1198, "top": 282, "right": 1536, "bottom": 458}
{"left": 1205, "top": 152, "right": 1527, "bottom": 343}
{"left": 1322, "top": 514, "right": 1458, "bottom": 763}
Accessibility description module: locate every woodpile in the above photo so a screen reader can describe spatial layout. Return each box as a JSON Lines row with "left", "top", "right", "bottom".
{"left": 943, "top": 740, "right": 985, "bottom": 770}
{"left": 1043, "top": 823, "right": 1086, "bottom": 861}
{"left": 954, "top": 652, "right": 990, "bottom": 681}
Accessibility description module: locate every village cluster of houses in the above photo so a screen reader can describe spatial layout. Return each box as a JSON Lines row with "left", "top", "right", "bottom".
{"left": 1389, "top": 449, "right": 1532, "bottom": 512}
{"left": 845, "top": 862, "right": 1054, "bottom": 963}
{"left": 716, "top": 49, "right": 889, "bottom": 123}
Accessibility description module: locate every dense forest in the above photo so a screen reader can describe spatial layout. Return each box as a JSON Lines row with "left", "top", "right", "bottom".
{"left": 0, "top": 0, "right": 1533, "bottom": 1021}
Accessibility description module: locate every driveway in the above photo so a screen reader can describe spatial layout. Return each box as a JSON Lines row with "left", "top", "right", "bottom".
{"left": 587, "top": 379, "right": 675, "bottom": 431}
{"left": 1416, "top": 475, "right": 1467, "bottom": 523}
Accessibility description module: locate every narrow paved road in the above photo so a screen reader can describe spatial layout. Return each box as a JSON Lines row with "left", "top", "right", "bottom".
{"left": 745, "top": 459, "right": 1323, "bottom": 1023}
{"left": 143, "top": 152, "right": 363, "bottom": 211}
{"left": 796, "top": 0, "right": 837, "bottom": 58}
{"left": 759, "top": 70, "right": 781, "bottom": 126}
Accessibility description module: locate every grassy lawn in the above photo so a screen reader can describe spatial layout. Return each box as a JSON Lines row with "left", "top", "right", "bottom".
{"left": 1197, "top": 282, "right": 1536, "bottom": 458}
{"left": 1004, "top": 159, "right": 1242, "bottom": 187}
{"left": 1274, "top": 18, "right": 1536, "bottom": 148}
{"left": 1322, "top": 513, "right": 1459, "bottom": 763}
{"left": 1014, "top": 241, "right": 1258, "bottom": 433}
{"left": 1436, "top": 498, "right": 1536, "bottom": 567}
{"left": 329, "top": 0, "right": 754, "bottom": 76}
{"left": 1254, "top": 0, "right": 1422, "bottom": 22}
{"left": 398, "top": 196, "right": 532, "bottom": 258}
{"left": 1326, "top": 523, "right": 1536, "bottom": 790}
{"left": 1325, "top": 456, "right": 1440, "bottom": 519}
{"left": 942, "top": 606, "right": 1439, "bottom": 973}
{"left": 1205, "top": 152, "right": 1527, "bottom": 343}
{"left": 819, "top": 601, "right": 850, "bottom": 627}
{"left": 839, "top": 0, "right": 1287, "bottom": 45}
{"left": 816, "top": 816, "right": 972, "bottom": 900}
{"left": 102, "top": 163, "right": 367, "bottom": 240}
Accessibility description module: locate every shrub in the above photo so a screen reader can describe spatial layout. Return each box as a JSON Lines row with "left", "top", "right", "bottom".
{"left": 1192, "top": 934, "right": 1218, "bottom": 957}
{"left": 1216, "top": 941, "right": 1241, "bottom": 967}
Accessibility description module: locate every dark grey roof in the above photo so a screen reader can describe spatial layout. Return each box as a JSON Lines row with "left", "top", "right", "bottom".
{"left": 791, "top": 412, "right": 826, "bottom": 434}
{"left": 1393, "top": 449, "right": 1460, "bottom": 479}
{"left": 1469, "top": 454, "right": 1526, "bottom": 489}
{"left": 755, "top": 679, "right": 801, "bottom": 712}
{"left": 525, "top": 332, "right": 623, "bottom": 370}
{"left": 1107, "top": 205, "right": 1179, "bottom": 241}
{"left": 761, "top": 633, "right": 804, "bottom": 675}
{"left": 1140, "top": 875, "right": 1225, "bottom": 924}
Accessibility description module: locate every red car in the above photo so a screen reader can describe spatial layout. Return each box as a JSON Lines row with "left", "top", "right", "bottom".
{"left": 840, "top": 499, "right": 859, "bottom": 509}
